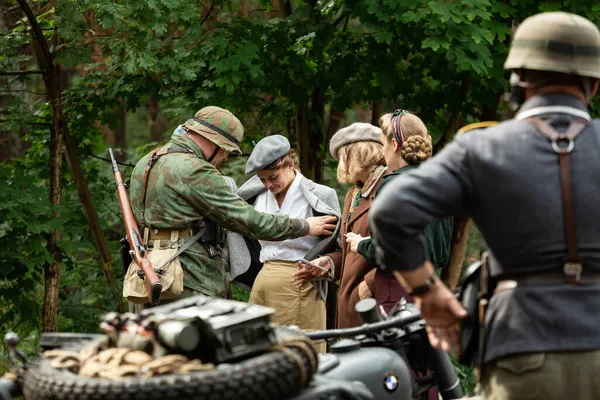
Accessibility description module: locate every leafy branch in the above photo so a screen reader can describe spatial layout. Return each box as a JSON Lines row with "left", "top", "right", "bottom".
{"left": 0, "top": 89, "right": 47, "bottom": 95}
{"left": 0, "top": 69, "right": 45, "bottom": 76}
{"left": 66, "top": 62, "right": 123, "bottom": 117}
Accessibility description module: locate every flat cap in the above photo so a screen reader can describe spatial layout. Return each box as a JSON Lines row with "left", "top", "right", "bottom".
{"left": 245, "top": 135, "right": 291, "bottom": 176}
{"left": 329, "top": 122, "right": 383, "bottom": 161}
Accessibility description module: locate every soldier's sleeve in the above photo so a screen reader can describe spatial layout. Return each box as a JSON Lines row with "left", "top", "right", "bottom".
{"left": 178, "top": 162, "right": 309, "bottom": 240}
{"left": 370, "top": 134, "right": 473, "bottom": 272}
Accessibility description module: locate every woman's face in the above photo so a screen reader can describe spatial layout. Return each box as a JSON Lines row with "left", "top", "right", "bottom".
{"left": 381, "top": 132, "right": 398, "bottom": 167}
{"left": 257, "top": 165, "right": 296, "bottom": 195}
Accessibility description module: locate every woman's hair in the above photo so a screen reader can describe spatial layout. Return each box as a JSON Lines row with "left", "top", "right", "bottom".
{"left": 262, "top": 149, "right": 300, "bottom": 171}
{"left": 336, "top": 141, "right": 385, "bottom": 184}
{"left": 379, "top": 112, "right": 432, "bottom": 165}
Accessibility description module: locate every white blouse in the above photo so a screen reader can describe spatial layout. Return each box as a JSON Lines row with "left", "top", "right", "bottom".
{"left": 253, "top": 172, "right": 319, "bottom": 263}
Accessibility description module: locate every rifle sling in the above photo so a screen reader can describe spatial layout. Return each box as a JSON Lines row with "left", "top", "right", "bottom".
{"left": 154, "top": 225, "right": 210, "bottom": 273}
{"left": 140, "top": 146, "right": 194, "bottom": 222}
{"left": 527, "top": 117, "right": 588, "bottom": 284}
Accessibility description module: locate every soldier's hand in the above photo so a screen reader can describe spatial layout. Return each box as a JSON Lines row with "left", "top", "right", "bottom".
{"left": 306, "top": 215, "right": 338, "bottom": 236}
{"left": 414, "top": 279, "right": 467, "bottom": 354}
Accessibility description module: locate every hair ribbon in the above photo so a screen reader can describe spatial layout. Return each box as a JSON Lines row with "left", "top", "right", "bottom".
{"left": 391, "top": 109, "right": 409, "bottom": 145}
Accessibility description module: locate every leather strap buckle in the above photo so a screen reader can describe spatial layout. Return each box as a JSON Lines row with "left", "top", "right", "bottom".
{"left": 563, "top": 262, "right": 582, "bottom": 285}
{"left": 551, "top": 137, "right": 574, "bottom": 154}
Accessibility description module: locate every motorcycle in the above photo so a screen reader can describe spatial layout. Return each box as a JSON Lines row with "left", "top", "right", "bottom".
{"left": 0, "top": 296, "right": 465, "bottom": 400}
{"left": 292, "top": 297, "right": 464, "bottom": 400}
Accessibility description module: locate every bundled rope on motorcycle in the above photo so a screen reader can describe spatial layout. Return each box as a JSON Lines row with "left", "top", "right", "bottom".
{"left": 22, "top": 335, "right": 318, "bottom": 400}
{"left": 43, "top": 346, "right": 214, "bottom": 380}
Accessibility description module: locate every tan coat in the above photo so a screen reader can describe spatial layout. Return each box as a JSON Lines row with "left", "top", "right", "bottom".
{"left": 327, "top": 168, "right": 386, "bottom": 329}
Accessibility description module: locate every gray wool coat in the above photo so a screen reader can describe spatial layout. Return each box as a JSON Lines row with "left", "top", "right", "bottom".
{"left": 227, "top": 174, "right": 342, "bottom": 302}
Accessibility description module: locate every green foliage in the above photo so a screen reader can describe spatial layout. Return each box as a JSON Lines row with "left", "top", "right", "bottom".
{"left": 450, "top": 353, "right": 477, "bottom": 395}
{"left": 0, "top": 125, "right": 124, "bottom": 373}
{"left": 231, "top": 285, "right": 250, "bottom": 303}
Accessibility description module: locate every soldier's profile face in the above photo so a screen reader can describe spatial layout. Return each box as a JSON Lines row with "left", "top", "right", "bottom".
{"left": 211, "top": 148, "right": 230, "bottom": 166}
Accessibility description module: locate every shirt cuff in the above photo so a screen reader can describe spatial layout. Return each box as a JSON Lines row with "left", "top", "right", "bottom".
{"left": 324, "top": 255, "right": 335, "bottom": 281}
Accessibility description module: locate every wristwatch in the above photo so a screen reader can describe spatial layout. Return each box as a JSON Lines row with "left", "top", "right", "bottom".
{"left": 408, "top": 274, "right": 439, "bottom": 298}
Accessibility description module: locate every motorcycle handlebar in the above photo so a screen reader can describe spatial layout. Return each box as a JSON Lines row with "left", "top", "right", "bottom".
{"left": 305, "top": 312, "right": 422, "bottom": 340}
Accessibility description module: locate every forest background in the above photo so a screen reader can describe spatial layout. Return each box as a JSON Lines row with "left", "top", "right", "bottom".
{"left": 2, "top": 0, "right": 600, "bottom": 393}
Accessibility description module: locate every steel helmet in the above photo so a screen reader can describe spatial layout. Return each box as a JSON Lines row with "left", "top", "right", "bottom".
{"left": 182, "top": 106, "right": 244, "bottom": 155}
{"left": 504, "top": 12, "right": 600, "bottom": 79}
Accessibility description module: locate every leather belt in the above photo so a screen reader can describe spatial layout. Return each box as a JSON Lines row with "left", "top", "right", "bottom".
{"left": 496, "top": 270, "right": 600, "bottom": 293}
{"left": 146, "top": 227, "right": 193, "bottom": 240}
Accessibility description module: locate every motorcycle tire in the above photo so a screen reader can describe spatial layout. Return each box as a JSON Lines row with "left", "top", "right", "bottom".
{"left": 23, "top": 343, "right": 316, "bottom": 400}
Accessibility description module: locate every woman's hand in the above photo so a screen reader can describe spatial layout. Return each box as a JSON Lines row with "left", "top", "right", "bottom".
{"left": 345, "top": 232, "right": 368, "bottom": 253}
{"left": 358, "top": 280, "right": 372, "bottom": 300}
{"left": 293, "top": 256, "right": 332, "bottom": 287}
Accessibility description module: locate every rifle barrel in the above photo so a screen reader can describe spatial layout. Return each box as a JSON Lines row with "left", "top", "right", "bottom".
{"left": 108, "top": 148, "right": 119, "bottom": 173}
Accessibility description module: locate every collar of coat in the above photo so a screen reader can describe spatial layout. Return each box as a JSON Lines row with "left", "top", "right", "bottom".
{"left": 168, "top": 132, "right": 207, "bottom": 160}
{"left": 237, "top": 172, "right": 341, "bottom": 218}
{"left": 359, "top": 165, "right": 387, "bottom": 198}
{"left": 516, "top": 93, "right": 591, "bottom": 121}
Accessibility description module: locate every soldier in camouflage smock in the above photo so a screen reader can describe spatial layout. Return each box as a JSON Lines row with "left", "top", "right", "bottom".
{"left": 129, "top": 106, "right": 337, "bottom": 304}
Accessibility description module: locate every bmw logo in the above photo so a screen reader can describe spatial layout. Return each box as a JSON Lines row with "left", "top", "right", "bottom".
{"left": 383, "top": 372, "right": 399, "bottom": 392}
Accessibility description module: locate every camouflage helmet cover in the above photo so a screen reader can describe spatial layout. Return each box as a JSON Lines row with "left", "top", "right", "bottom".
{"left": 504, "top": 12, "right": 600, "bottom": 79}
{"left": 182, "top": 106, "right": 244, "bottom": 155}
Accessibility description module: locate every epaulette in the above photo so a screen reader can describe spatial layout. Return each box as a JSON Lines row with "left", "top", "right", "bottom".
{"left": 457, "top": 121, "right": 499, "bottom": 135}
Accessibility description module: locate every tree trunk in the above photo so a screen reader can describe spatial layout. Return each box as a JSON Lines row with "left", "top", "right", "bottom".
{"left": 441, "top": 217, "right": 471, "bottom": 290}
{"left": 287, "top": 110, "right": 298, "bottom": 150}
{"left": 479, "top": 92, "right": 502, "bottom": 122}
{"left": 44, "top": 120, "right": 63, "bottom": 332}
{"left": 310, "top": 87, "right": 325, "bottom": 183}
{"left": 371, "top": 100, "right": 381, "bottom": 126}
{"left": 296, "top": 87, "right": 326, "bottom": 182}
{"left": 147, "top": 93, "right": 168, "bottom": 143}
{"left": 325, "top": 108, "right": 343, "bottom": 149}
{"left": 17, "top": 0, "right": 122, "bottom": 312}
{"left": 276, "top": 0, "right": 292, "bottom": 17}
{"left": 0, "top": 97, "right": 17, "bottom": 162}
{"left": 296, "top": 102, "right": 310, "bottom": 176}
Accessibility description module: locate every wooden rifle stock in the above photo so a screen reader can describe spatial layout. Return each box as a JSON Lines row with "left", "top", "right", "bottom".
{"left": 109, "top": 149, "right": 162, "bottom": 305}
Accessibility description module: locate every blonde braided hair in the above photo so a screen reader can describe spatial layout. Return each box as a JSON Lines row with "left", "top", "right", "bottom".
{"left": 379, "top": 112, "right": 432, "bottom": 165}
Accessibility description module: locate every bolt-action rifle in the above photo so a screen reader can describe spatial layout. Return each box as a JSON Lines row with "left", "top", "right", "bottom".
{"left": 109, "top": 148, "right": 162, "bottom": 305}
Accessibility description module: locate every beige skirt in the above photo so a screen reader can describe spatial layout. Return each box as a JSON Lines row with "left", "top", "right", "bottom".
{"left": 249, "top": 260, "right": 326, "bottom": 352}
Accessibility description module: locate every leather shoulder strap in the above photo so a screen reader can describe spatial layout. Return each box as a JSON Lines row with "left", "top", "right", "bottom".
{"left": 140, "top": 146, "right": 194, "bottom": 224}
{"left": 527, "top": 117, "right": 589, "bottom": 284}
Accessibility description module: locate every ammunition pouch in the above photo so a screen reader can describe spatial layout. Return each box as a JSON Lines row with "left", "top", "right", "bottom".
{"left": 124, "top": 230, "right": 185, "bottom": 305}
{"left": 193, "top": 219, "right": 226, "bottom": 248}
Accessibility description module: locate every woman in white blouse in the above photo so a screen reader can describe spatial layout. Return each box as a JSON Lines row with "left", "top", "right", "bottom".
{"left": 231, "top": 135, "right": 341, "bottom": 342}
